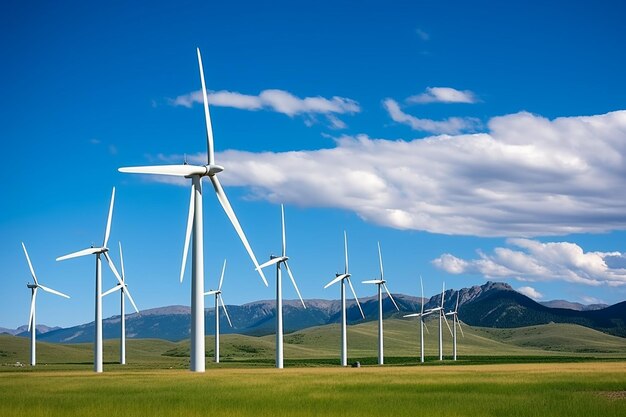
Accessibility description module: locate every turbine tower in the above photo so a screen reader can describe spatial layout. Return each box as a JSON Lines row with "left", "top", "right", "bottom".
{"left": 204, "top": 259, "right": 232, "bottom": 364}
{"left": 323, "top": 231, "right": 365, "bottom": 366}
{"left": 56, "top": 187, "right": 128, "bottom": 373}
{"left": 445, "top": 291, "right": 464, "bottom": 361}
{"left": 101, "top": 242, "right": 139, "bottom": 365}
{"left": 403, "top": 276, "right": 431, "bottom": 363}
{"left": 118, "top": 48, "right": 268, "bottom": 372}
{"left": 424, "top": 283, "right": 453, "bottom": 361}
{"left": 256, "top": 204, "right": 306, "bottom": 369}
{"left": 21, "top": 242, "right": 70, "bottom": 366}
{"left": 362, "top": 242, "right": 399, "bottom": 365}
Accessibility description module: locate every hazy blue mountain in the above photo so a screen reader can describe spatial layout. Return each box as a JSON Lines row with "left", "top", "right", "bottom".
{"left": 540, "top": 300, "right": 608, "bottom": 311}
{"left": 24, "top": 282, "right": 625, "bottom": 342}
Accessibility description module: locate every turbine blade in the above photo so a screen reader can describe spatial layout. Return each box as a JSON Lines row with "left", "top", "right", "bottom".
{"left": 420, "top": 275, "right": 424, "bottom": 315}
{"left": 56, "top": 247, "right": 100, "bottom": 261}
{"left": 123, "top": 286, "right": 140, "bottom": 314}
{"left": 38, "top": 284, "right": 70, "bottom": 299}
{"left": 21, "top": 242, "right": 39, "bottom": 285}
{"left": 218, "top": 259, "right": 227, "bottom": 291}
{"left": 257, "top": 257, "right": 282, "bottom": 270}
{"left": 423, "top": 319, "right": 430, "bottom": 334}
{"left": 441, "top": 282, "right": 446, "bottom": 308}
{"left": 119, "top": 164, "right": 207, "bottom": 177}
{"left": 442, "top": 312, "right": 453, "bottom": 337}
{"left": 403, "top": 313, "right": 420, "bottom": 318}
{"left": 281, "top": 204, "right": 286, "bottom": 257}
{"left": 344, "top": 231, "right": 349, "bottom": 274}
{"left": 104, "top": 252, "right": 124, "bottom": 287}
{"left": 103, "top": 187, "right": 115, "bottom": 248}
{"left": 377, "top": 241, "right": 384, "bottom": 280}
{"left": 219, "top": 295, "right": 233, "bottom": 327}
{"left": 347, "top": 277, "right": 365, "bottom": 319}
{"left": 28, "top": 289, "right": 37, "bottom": 332}
{"left": 196, "top": 48, "right": 215, "bottom": 165}
{"left": 102, "top": 284, "right": 122, "bottom": 297}
{"left": 119, "top": 242, "right": 125, "bottom": 281}
{"left": 324, "top": 274, "right": 346, "bottom": 289}
{"left": 455, "top": 291, "right": 460, "bottom": 313}
{"left": 210, "top": 175, "right": 268, "bottom": 286}
{"left": 383, "top": 282, "right": 400, "bottom": 311}
{"left": 362, "top": 279, "right": 383, "bottom": 284}
{"left": 457, "top": 318, "right": 465, "bottom": 338}
{"left": 180, "top": 184, "right": 195, "bottom": 283}
{"left": 204, "top": 290, "right": 219, "bottom": 296}
{"left": 284, "top": 262, "right": 305, "bottom": 309}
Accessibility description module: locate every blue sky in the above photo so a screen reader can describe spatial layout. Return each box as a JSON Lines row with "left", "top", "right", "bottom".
{"left": 2, "top": 0, "right": 626, "bottom": 328}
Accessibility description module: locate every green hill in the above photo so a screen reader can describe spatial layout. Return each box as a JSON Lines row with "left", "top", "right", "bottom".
{"left": 2, "top": 319, "right": 625, "bottom": 369}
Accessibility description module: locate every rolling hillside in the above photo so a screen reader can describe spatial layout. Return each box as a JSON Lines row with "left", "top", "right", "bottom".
{"left": 9, "top": 281, "right": 626, "bottom": 343}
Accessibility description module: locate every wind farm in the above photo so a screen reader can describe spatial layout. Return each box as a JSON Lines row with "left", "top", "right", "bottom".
{"left": 4, "top": 2, "right": 626, "bottom": 416}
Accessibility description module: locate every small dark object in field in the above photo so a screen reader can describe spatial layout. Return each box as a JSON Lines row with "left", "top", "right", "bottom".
{"left": 351, "top": 361, "right": 360, "bottom": 368}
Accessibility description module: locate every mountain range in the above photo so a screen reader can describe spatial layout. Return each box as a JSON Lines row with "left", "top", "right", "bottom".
{"left": 4, "top": 282, "right": 625, "bottom": 342}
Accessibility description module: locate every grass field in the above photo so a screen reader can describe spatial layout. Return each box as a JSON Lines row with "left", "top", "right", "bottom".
{"left": 1, "top": 362, "right": 625, "bottom": 416}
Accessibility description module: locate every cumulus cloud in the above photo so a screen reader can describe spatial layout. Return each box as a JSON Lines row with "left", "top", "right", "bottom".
{"left": 170, "top": 88, "right": 359, "bottom": 128}
{"left": 517, "top": 286, "right": 543, "bottom": 300}
{"left": 152, "top": 109, "right": 626, "bottom": 238}
{"left": 408, "top": 87, "right": 478, "bottom": 104}
{"left": 432, "top": 239, "right": 626, "bottom": 287}
{"left": 383, "top": 98, "right": 481, "bottom": 134}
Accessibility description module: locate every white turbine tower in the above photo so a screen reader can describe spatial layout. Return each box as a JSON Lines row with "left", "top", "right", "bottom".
{"left": 323, "top": 231, "right": 365, "bottom": 367}
{"left": 403, "top": 276, "right": 431, "bottom": 363}
{"left": 56, "top": 187, "right": 127, "bottom": 373}
{"left": 445, "top": 291, "right": 464, "bottom": 361}
{"left": 424, "top": 283, "right": 453, "bottom": 361}
{"left": 21, "top": 242, "right": 70, "bottom": 367}
{"left": 204, "top": 259, "right": 232, "bottom": 364}
{"left": 256, "top": 204, "right": 306, "bottom": 369}
{"left": 362, "top": 242, "right": 399, "bottom": 365}
{"left": 101, "top": 242, "right": 139, "bottom": 365}
{"left": 118, "top": 48, "right": 268, "bottom": 372}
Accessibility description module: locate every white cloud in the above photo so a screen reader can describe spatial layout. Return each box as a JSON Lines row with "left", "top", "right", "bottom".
{"left": 407, "top": 87, "right": 478, "bottom": 104}
{"left": 383, "top": 98, "right": 481, "bottom": 134}
{"left": 152, "top": 109, "right": 626, "bottom": 238}
{"left": 517, "top": 286, "right": 543, "bottom": 300}
{"left": 432, "top": 239, "right": 626, "bottom": 287}
{"left": 580, "top": 296, "right": 605, "bottom": 305}
{"left": 170, "top": 88, "right": 359, "bottom": 128}
{"left": 416, "top": 28, "right": 430, "bottom": 41}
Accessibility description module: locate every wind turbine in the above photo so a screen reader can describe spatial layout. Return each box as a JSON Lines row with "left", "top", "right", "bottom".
{"left": 118, "top": 48, "right": 268, "bottom": 372}
{"left": 256, "top": 204, "right": 305, "bottom": 369}
{"left": 21, "top": 242, "right": 70, "bottom": 366}
{"left": 445, "top": 291, "right": 464, "bottom": 361}
{"left": 362, "top": 242, "right": 399, "bottom": 365}
{"left": 101, "top": 242, "right": 139, "bottom": 365}
{"left": 403, "top": 276, "right": 431, "bottom": 363}
{"left": 56, "top": 187, "right": 127, "bottom": 373}
{"left": 323, "top": 231, "right": 365, "bottom": 367}
{"left": 424, "top": 282, "right": 453, "bottom": 361}
{"left": 204, "top": 259, "right": 232, "bottom": 364}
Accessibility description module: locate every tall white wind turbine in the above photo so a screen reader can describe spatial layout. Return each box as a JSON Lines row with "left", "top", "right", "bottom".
{"left": 403, "top": 276, "right": 431, "bottom": 363}
{"left": 324, "top": 231, "right": 365, "bottom": 366}
{"left": 56, "top": 187, "right": 128, "bottom": 373}
{"left": 256, "top": 204, "right": 306, "bottom": 369}
{"left": 445, "top": 291, "right": 464, "bottom": 361}
{"left": 362, "top": 242, "right": 399, "bottom": 365}
{"left": 101, "top": 242, "right": 139, "bottom": 365}
{"left": 21, "top": 242, "right": 70, "bottom": 366}
{"left": 118, "top": 48, "right": 268, "bottom": 372}
{"left": 204, "top": 259, "right": 232, "bottom": 364}
{"left": 424, "top": 283, "right": 453, "bottom": 361}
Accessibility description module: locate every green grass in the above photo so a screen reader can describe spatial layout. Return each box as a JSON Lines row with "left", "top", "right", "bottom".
{"left": 1, "top": 363, "right": 625, "bottom": 416}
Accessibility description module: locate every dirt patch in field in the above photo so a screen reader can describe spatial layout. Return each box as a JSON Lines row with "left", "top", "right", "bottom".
{"left": 598, "top": 391, "right": 626, "bottom": 400}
